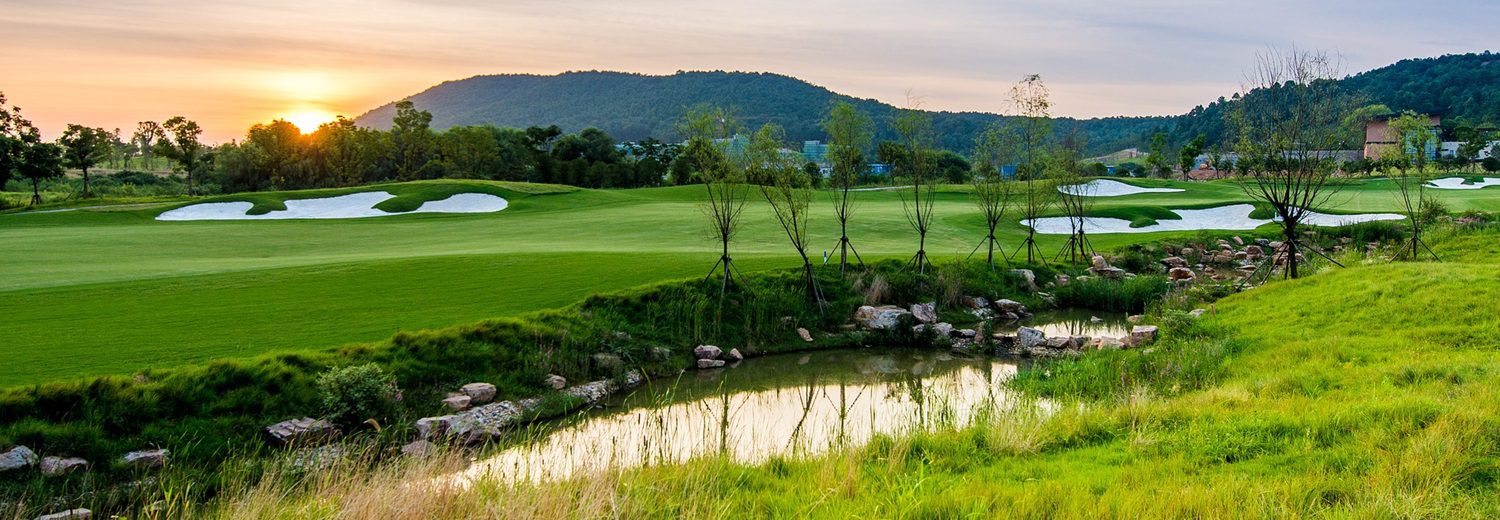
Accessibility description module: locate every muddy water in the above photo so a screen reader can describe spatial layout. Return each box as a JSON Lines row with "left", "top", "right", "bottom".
{"left": 457, "top": 349, "right": 1038, "bottom": 484}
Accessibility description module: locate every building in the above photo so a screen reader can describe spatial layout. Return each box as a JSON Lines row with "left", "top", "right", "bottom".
{"left": 1364, "top": 115, "right": 1440, "bottom": 160}
{"left": 801, "top": 140, "right": 830, "bottom": 167}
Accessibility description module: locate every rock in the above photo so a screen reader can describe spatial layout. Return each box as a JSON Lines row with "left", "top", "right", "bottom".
{"left": 1091, "top": 255, "right": 1109, "bottom": 271}
{"left": 1127, "top": 314, "right": 1144, "bottom": 323}
{"left": 40, "top": 456, "right": 88, "bottom": 477}
{"left": 725, "top": 348, "right": 744, "bottom": 362}
{"left": 1017, "top": 327, "right": 1047, "bottom": 350}
{"left": 460, "top": 383, "right": 497, "bottom": 404}
{"left": 1089, "top": 315, "right": 1103, "bottom": 323}
{"left": 1161, "top": 256, "right": 1188, "bottom": 268}
{"left": 264, "top": 417, "right": 340, "bottom": 447}
{"left": 853, "top": 305, "right": 912, "bottom": 330}
{"left": 796, "top": 327, "right": 814, "bottom": 342}
{"left": 1245, "top": 245, "right": 1264, "bottom": 259}
{"left": 693, "top": 345, "right": 723, "bottom": 360}
{"left": 959, "top": 296, "right": 990, "bottom": 310}
{"left": 909, "top": 302, "right": 938, "bottom": 324}
{"left": 1180, "top": 247, "right": 1196, "bottom": 257}
{"left": 401, "top": 440, "right": 437, "bottom": 459}
{"left": 34, "top": 509, "right": 91, "bottom": 520}
{"left": 1234, "top": 251, "right": 1248, "bottom": 260}
{"left": 1256, "top": 238, "right": 1271, "bottom": 247}
{"left": 1129, "top": 325, "right": 1159, "bottom": 347}
{"left": 1095, "top": 267, "right": 1127, "bottom": 279}
{"left": 1055, "top": 274, "right": 1070, "bottom": 286}
{"left": 545, "top": 374, "right": 567, "bottom": 390}
{"left": 1091, "top": 337, "right": 1126, "bottom": 350}
{"left": 1008, "top": 269, "right": 1038, "bottom": 290}
{"left": 697, "top": 359, "right": 726, "bottom": 369}
{"left": 1168, "top": 267, "right": 1196, "bottom": 281}
{"left": 993, "top": 299, "right": 1025, "bottom": 314}
{"left": 442, "top": 394, "right": 472, "bottom": 411}
{"left": 932, "top": 323, "right": 955, "bottom": 337}
{"left": 122, "top": 449, "right": 169, "bottom": 469}
{"left": 1001, "top": 311, "right": 1020, "bottom": 321}
{"left": 1045, "top": 337, "right": 1072, "bottom": 349}
{"left": 1233, "top": 236, "right": 1244, "bottom": 245}
{"left": 0, "top": 446, "right": 37, "bottom": 472}
{"left": 591, "top": 353, "right": 624, "bottom": 372}
{"left": 956, "top": 329, "right": 977, "bottom": 339}
{"left": 1189, "top": 308, "right": 1208, "bottom": 318}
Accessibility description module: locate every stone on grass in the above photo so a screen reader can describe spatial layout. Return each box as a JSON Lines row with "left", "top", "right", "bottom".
{"left": 797, "top": 327, "right": 814, "bottom": 342}
{"left": 1008, "top": 269, "right": 1038, "bottom": 290}
{"left": 34, "top": 509, "right": 91, "bottom": 520}
{"left": 442, "top": 394, "right": 472, "bottom": 411}
{"left": 40, "top": 456, "right": 88, "bottom": 477}
{"left": 1129, "top": 325, "right": 1159, "bottom": 347}
{"left": 853, "top": 305, "right": 911, "bottom": 330}
{"left": 459, "top": 383, "right": 497, "bottom": 404}
{"left": 545, "top": 374, "right": 567, "bottom": 390}
{"left": 0, "top": 446, "right": 37, "bottom": 472}
{"left": 693, "top": 345, "right": 723, "bottom": 360}
{"left": 1161, "top": 256, "right": 1188, "bottom": 268}
{"left": 264, "top": 417, "right": 340, "bottom": 447}
{"left": 697, "top": 359, "right": 726, "bottom": 369}
{"left": 909, "top": 302, "right": 938, "bottom": 324}
{"left": 122, "top": 449, "right": 169, "bottom": 469}
{"left": 960, "top": 296, "right": 990, "bottom": 310}
{"left": 1091, "top": 255, "right": 1109, "bottom": 271}
{"left": 1168, "top": 267, "right": 1196, "bottom": 281}
{"left": 1189, "top": 308, "right": 1208, "bottom": 318}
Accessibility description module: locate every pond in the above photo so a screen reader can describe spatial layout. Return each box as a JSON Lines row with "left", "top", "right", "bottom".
{"left": 455, "top": 348, "right": 1042, "bottom": 484}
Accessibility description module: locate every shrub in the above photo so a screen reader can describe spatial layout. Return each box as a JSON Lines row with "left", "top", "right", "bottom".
{"left": 1482, "top": 156, "right": 1500, "bottom": 172}
{"left": 1418, "top": 197, "right": 1450, "bottom": 224}
{"left": 1052, "top": 275, "right": 1169, "bottom": 313}
{"left": 316, "top": 364, "right": 401, "bottom": 428}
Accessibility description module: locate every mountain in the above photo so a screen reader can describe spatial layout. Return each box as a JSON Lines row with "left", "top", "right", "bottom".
{"left": 353, "top": 71, "right": 1171, "bottom": 157}
{"left": 355, "top": 52, "right": 1499, "bottom": 157}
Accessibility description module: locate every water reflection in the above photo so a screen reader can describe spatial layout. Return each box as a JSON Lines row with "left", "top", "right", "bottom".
{"left": 992, "top": 309, "right": 1131, "bottom": 338}
{"left": 456, "top": 349, "right": 1037, "bottom": 484}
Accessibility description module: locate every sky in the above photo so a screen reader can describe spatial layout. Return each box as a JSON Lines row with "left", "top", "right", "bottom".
{"left": 2, "top": 0, "right": 1495, "bottom": 142}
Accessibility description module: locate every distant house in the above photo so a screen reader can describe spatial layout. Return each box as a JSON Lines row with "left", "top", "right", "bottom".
{"left": 1364, "top": 115, "right": 1440, "bottom": 160}
{"left": 801, "top": 140, "right": 830, "bottom": 166}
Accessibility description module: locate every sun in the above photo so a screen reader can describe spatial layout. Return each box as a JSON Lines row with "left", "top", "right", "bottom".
{"left": 281, "top": 110, "right": 337, "bottom": 134}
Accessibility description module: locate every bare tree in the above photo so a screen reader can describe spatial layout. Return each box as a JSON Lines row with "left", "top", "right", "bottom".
{"left": 680, "top": 104, "right": 748, "bottom": 296}
{"left": 1054, "top": 128, "right": 1095, "bottom": 263}
{"left": 749, "top": 123, "right": 824, "bottom": 303}
{"left": 1009, "top": 75, "right": 1055, "bottom": 264}
{"left": 1229, "top": 47, "right": 1358, "bottom": 279}
{"left": 969, "top": 125, "right": 1016, "bottom": 269}
{"left": 892, "top": 100, "right": 936, "bottom": 274}
{"left": 822, "top": 101, "right": 874, "bottom": 272}
{"left": 1387, "top": 111, "right": 1440, "bottom": 261}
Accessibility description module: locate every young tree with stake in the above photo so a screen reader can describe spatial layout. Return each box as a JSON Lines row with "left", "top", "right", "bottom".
{"left": 680, "top": 104, "right": 747, "bottom": 296}
{"left": 969, "top": 125, "right": 1016, "bottom": 268}
{"left": 1229, "top": 47, "right": 1357, "bottom": 279}
{"left": 822, "top": 101, "right": 873, "bottom": 272}
{"left": 1387, "top": 111, "right": 1440, "bottom": 261}
{"left": 1009, "top": 75, "right": 1056, "bottom": 264}
{"left": 892, "top": 101, "right": 937, "bottom": 274}
{"left": 749, "top": 123, "right": 824, "bottom": 303}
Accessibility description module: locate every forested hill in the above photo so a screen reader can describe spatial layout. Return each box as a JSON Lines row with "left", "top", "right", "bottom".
{"left": 353, "top": 71, "right": 1170, "bottom": 156}
{"left": 356, "top": 52, "right": 1498, "bottom": 156}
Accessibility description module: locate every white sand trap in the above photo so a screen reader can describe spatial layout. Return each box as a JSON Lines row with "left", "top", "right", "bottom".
{"left": 1059, "top": 179, "right": 1185, "bottom": 197}
{"left": 1427, "top": 177, "right": 1500, "bottom": 190}
{"left": 155, "top": 191, "right": 508, "bottom": 221}
{"left": 1024, "top": 204, "right": 1405, "bottom": 234}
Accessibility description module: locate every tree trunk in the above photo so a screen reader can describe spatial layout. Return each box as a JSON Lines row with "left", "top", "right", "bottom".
{"left": 82, "top": 167, "right": 91, "bottom": 198}
{"left": 30, "top": 179, "right": 42, "bottom": 206}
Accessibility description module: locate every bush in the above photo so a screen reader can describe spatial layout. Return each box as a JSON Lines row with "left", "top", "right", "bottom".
{"left": 316, "top": 364, "right": 401, "bottom": 428}
{"left": 1482, "top": 156, "right": 1500, "bottom": 173}
{"left": 1052, "top": 275, "right": 1169, "bottom": 313}
{"left": 1419, "top": 196, "right": 1450, "bottom": 224}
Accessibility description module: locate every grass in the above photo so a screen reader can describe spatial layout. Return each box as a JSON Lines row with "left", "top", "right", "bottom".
{"left": 153, "top": 224, "right": 1500, "bottom": 518}
{"left": 0, "top": 175, "right": 1492, "bottom": 388}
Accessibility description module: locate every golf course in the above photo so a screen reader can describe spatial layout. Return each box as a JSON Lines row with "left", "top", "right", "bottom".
{"left": 5, "top": 176, "right": 1496, "bottom": 387}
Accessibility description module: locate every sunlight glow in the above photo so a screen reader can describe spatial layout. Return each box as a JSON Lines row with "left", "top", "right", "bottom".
{"left": 281, "top": 110, "right": 337, "bottom": 133}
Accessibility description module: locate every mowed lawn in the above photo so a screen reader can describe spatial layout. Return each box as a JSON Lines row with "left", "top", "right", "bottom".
{"left": 1, "top": 176, "right": 1494, "bottom": 386}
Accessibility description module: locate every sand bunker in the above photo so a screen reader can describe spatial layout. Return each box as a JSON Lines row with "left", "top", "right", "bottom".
{"left": 1024, "top": 204, "right": 1405, "bottom": 234}
{"left": 1427, "top": 177, "right": 1500, "bottom": 190}
{"left": 155, "top": 191, "right": 508, "bottom": 221}
{"left": 1058, "top": 179, "right": 1185, "bottom": 197}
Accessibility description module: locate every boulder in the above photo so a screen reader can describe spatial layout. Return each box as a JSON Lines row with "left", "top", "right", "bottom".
{"left": 545, "top": 374, "right": 567, "bottom": 390}
{"left": 959, "top": 296, "right": 990, "bottom": 310}
{"left": 459, "top": 383, "right": 497, "bottom": 404}
{"left": 724, "top": 348, "right": 744, "bottom": 362}
{"left": 932, "top": 323, "right": 955, "bottom": 337}
{"left": 1094, "top": 267, "right": 1127, "bottom": 279}
{"left": 1045, "top": 337, "right": 1072, "bottom": 349}
{"left": 1091, "top": 255, "right": 1109, "bottom": 271}
{"left": 1161, "top": 256, "right": 1188, "bottom": 268}
{"left": 35, "top": 509, "right": 91, "bottom": 520}
{"left": 40, "top": 456, "right": 88, "bottom": 477}
{"left": 1089, "top": 315, "right": 1103, "bottom": 323}
{"left": 1129, "top": 325, "right": 1159, "bottom": 347}
{"left": 1017, "top": 327, "right": 1047, "bottom": 350}
{"left": 1234, "top": 251, "right": 1248, "bottom": 261}
{"left": 853, "top": 305, "right": 911, "bottom": 330}
{"left": 401, "top": 440, "right": 437, "bottom": 459}
{"left": 1245, "top": 245, "right": 1265, "bottom": 259}
{"left": 796, "top": 327, "right": 814, "bottom": 342}
{"left": 693, "top": 345, "right": 723, "bottom": 360}
{"left": 697, "top": 359, "right": 726, "bottom": 369}
{"left": 122, "top": 449, "right": 169, "bottom": 469}
{"left": 1168, "top": 267, "right": 1196, "bottom": 281}
{"left": 0, "top": 445, "right": 37, "bottom": 473}
{"left": 1180, "top": 247, "right": 1196, "bottom": 257}
{"left": 956, "top": 329, "right": 977, "bottom": 339}
{"left": 909, "top": 302, "right": 938, "bottom": 324}
{"left": 1232, "top": 236, "right": 1244, "bottom": 245}
{"left": 1008, "top": 269, "right": 1038, "bottom": 290}
{"left": 993, "top": 299, "right": 1025, "bottom": 314}
{"left": 264, "top": 417, "right": 340, "bottom": 447}
{"left": 1091, "top": 337, "right": 1126, "bottom": 350}
{"left": 442, "top": 394, "right": 472, "bottom": 411}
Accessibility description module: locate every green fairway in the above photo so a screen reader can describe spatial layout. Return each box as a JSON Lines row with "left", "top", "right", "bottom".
{"left": 1, "top": 176, "right": 1490, "bottom": 386}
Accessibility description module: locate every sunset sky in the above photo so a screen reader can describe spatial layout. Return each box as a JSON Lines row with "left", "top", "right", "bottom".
{"left": 3, "top": 0, "right": 1494, "bottom": 142}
